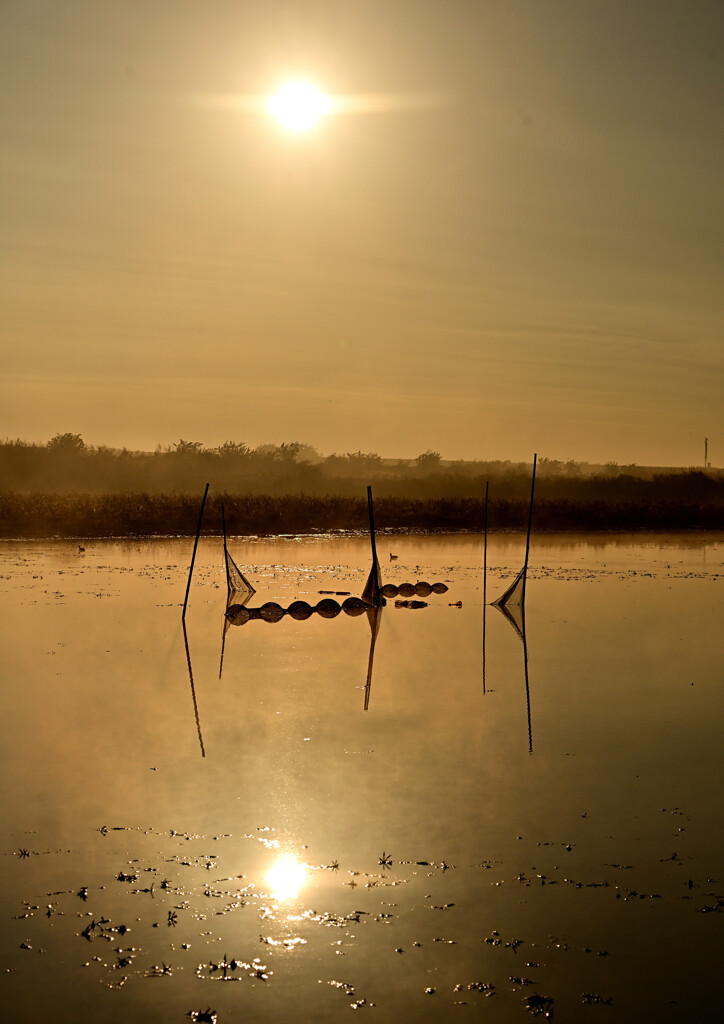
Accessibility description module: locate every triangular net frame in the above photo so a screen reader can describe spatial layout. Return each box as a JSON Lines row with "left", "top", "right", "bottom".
{"left": 361, "top": 557, "right": 382, "bottom": 607}
{"left": 225, "top": 548, "right": 255, "bottom": 599}
{"left": 492, "top": 565, "right": 526, "bottom": 608}
{"left": 221, "top": 500, "right": 256, "bottom": 599}
{"left": 361, "top": 484, "right": 384, "bottom": 607}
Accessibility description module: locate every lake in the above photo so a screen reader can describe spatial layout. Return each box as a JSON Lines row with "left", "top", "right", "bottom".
{"left": 1, "top": 532, "right": 722, "bottom": 1022}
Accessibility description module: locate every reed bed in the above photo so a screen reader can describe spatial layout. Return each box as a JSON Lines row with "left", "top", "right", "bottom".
{"left": 0, "top": 491, "right": 720, "bottom": 538}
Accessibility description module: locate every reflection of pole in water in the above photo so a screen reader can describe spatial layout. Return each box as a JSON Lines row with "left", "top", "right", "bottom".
{"left": 483, "top": 480, "right": 489, "bottom": 695}
{"left": 495, "top": 601, "right": 533, "bottom": 754}
{"left": 522, "top": 607, "right": 532, "bottom": 754}
{"left": 219, "top": 609, "right": 229, "bottom": 680}
{"left": 182, "top": 620, "right": 206, "bottom": 757}
{"left": 363, "top": 606, "right": 382, "bottom": 711}
{"left": 219, "top": 591, "right": 253, "bottom": 679}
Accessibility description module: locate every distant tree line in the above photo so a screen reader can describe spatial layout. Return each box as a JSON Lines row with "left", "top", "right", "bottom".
{"left": 1, "top": 434, "right": 721, "bottom": 504}
{"left": 0, "top": 434, "right": 721, "bottom": 536}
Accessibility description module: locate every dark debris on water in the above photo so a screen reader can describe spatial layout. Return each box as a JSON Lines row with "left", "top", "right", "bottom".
{"left": 525, "top": 993, "right": 554, "bottom": 1017}
{"left": 187, "top": 1010, "right": 217, "bottom": 1024}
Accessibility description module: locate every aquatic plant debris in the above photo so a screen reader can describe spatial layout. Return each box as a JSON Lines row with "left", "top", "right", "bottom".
{"left": 186, "top": 1010, "right": 217, "bottom": 1024}
{"left": 525, "top": 993, "right": 554, "bottom": 1017}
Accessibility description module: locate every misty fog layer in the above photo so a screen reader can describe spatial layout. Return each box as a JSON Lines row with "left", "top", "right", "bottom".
{"left": 1, "top": 436, "right": 721, "bottom": 537}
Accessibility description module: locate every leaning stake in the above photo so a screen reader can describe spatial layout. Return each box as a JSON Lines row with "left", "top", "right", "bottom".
{"left": 483, "top": 480, "right": 489, "bottom": 607}
{"left": 521, "top": 454, "right": 537, "bottom": 607}
{"left": 483, "top": 480, "right": 489, "bottom": 695}
{"left": 182, "top": 483, "right": 209, "bottom": 620}
{"left": 366, "top": 485, "right": 382, "bottom": 606}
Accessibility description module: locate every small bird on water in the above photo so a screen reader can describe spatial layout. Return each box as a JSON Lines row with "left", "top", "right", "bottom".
{"left": 389, "top": 553, "right": 398, "bottom": 560}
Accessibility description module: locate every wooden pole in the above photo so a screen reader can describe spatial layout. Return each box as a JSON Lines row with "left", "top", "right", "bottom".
{"left": 221, "top": 500, "right": 229, "bottom": 592}
{"left": 483, "top": 480, "right": 489, "bottom": 606}
{"left": 367, "top": 485, "right": 381, "bottom": 605}
{"left": 482, "top": 480, "right": 488, "bottom": 695}
{"left": 182, "top": 483, "right": 209, "bottom": 620}
{"left": 521, "top": 454, "right": 537, "bottom": 607}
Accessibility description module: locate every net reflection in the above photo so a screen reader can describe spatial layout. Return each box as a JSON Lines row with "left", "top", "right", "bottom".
{"left": 219, "top": 589, "right": 252, "bottom": 679}
{"left": 181, "top": 619, "right": 206, "bottom": 758}
{"left": 221, "top": 595, "right": 386, "bottom": 711}
{"left": 183, "top": 578, "right": 453, "bottom": 754}
{"left": 494, "top": 601, "right": 533, "bottom": 753}
{"left": 364, "top": 606, "right": 382, "bottom": 711}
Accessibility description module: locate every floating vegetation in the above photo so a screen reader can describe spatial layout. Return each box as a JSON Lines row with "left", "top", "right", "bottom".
{"left": 581, "top": 992, "right": 613, "bottom": 1005}
{"left": 197, "top": 953, "right": 270, "bottom": 982}
{"left": 459, "top": 981, "right": 496, "bottom": 996}
{"left": 524, "top": 993, "right": 555, "bottom": 1016}
{"left": 186, "top": 1010, "right": 217, "bottom": 1024}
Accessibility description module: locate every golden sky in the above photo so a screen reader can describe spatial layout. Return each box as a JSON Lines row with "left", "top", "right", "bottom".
{"left": 1, "top": 0, "right": 722, "bottom": 464}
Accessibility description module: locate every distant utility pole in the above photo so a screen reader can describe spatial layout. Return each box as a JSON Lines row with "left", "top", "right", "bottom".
{"left": 704, "top": 437, "right": 708, "bottom": 467}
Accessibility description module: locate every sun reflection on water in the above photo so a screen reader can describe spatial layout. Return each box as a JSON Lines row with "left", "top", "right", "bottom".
{"left": 265, "top": 856, "right": 308, "bottom": 901}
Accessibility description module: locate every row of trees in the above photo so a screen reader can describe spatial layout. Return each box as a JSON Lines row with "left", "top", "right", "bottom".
{"left": 1, "top": 435, "right": 721, "bottom": 506}
{"left": 0, "top": 435, "right": 503, "bottom": 495}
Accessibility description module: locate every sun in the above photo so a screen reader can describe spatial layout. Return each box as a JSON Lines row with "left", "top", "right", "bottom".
{"left": 267, "top": 80, "right": 332, "bottom": 132}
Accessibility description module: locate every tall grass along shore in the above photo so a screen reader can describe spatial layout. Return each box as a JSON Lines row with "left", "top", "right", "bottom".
{"left": 1, "top": 491, "right": 721, "bottom": 538}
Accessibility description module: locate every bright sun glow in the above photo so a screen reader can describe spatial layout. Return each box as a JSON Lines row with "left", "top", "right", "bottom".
{"left": 267, "top": 80, "right": 332, "bottom": 131}
{"left": 265, "top": 856, "right": 308, "bottom": 900}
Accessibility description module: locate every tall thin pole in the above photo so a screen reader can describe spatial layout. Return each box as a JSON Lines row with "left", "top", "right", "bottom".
{"left": 483, "top": 480, "right": 489, "bottom": 695}
{"left": 521, "top": 454, "right": 537, "bottom": 608}
{"left": 367, "top": 485, "right": 381, "bottom": 605}
{"left": 182, "top": 483, "right": 209, "bottom": 620}
{"left": 704, "top": 437, "right": 708, "bottom": 468}
{"left": 221, "top": 500, "right": 229, "bottom": 592}
{"left": 483, "top": 480, "right": 489, "bottom": 607}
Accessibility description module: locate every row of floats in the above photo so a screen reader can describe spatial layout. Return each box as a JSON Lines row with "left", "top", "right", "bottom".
{"left": 226, "top": 580, "right": 448, "bottom": 626}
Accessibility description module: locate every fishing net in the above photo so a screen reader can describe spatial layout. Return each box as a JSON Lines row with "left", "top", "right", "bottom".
{"left": 361, "top": 559, "right": 383, "bottom": 607}
{"left": 495, "top": 600, "right": 526, "bottom": 643}
{"left": 225, "top": 549, "right": 255, "bottom": 597}
{"left": 492, "top": 565, "right": 526, "bottom": 608}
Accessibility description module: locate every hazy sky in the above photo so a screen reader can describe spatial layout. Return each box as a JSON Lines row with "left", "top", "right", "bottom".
{"left": 1, "top": 0, "right": 722, "bottom": 465}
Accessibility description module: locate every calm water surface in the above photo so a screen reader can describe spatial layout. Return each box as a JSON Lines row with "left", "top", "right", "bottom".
{"left": 1, "top": 532, "right": 722, "bottom": 1022}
